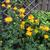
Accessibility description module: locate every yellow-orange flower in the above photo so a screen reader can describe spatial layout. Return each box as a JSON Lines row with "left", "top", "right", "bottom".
{"left": 4, "top": 16, "right": 13, "bottom": 23}
{"left": 40, "top": 25, "right": 44, "bottom": 30}
{"left": 19, "top": 13, "right": 25, "bottom": 18}
{"left": 20, "top": 21, "right": 25, "bottom": 29}
{"left": 44, "top": 34, "right": 48, "bottom": 39}
{"left": 7, "top": 4, "right": 11, "bottom": 8}
{"left": 19, "top": 8, "right": 25, "bottom": 14}
{"left": 20, "top": 24, "right": 24, "bottom": 29}
{"left": 26, "top": 26, "right": 33, "bottom": 31}
{"left": 13, "top": 6, "right": 17, "bottom": 11}
{"left": 44, "top": 26, "right": 49, "bottom": 31}
{"left": 5, "top": 0, "right": 10, "bottom": 3}
{"left": 40, "top": 25, "right": 49, "bottom": 31}
{"left": 29, "top": 19, "right": 34, "bottom": 23}
{"left": 21, "top": 21, "right": 25, "bottom": 24}
{"left": 26, "top": 31, "right": 32, "bottom": 36}
{"left": 35, "top": 19, "right": 39, "bottom": 24}
{"left": 1, "top": 3, "right": 6, "bottom": 7}
{"left": 28, "top": 14, "right": 34, "bottom": 20}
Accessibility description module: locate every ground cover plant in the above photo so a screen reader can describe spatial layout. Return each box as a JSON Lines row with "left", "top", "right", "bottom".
{"left": 0, "top": 0, "right": 50, "bottom": 50}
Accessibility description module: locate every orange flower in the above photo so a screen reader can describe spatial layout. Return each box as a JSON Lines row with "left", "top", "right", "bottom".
{"left": 28, "top": 14, "right": 34, "bottom": 20}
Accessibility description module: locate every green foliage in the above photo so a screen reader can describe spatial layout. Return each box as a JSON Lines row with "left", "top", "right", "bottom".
{"left": 0, "top": 0, "right": 50, "bottom": 50}
{"left": 0, "top": 10, "right": 50, "bottom": 50}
